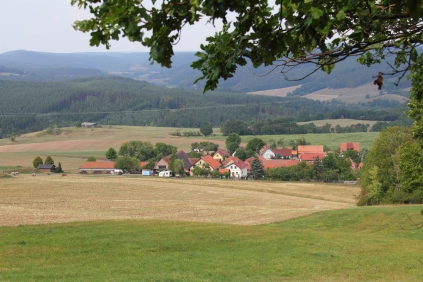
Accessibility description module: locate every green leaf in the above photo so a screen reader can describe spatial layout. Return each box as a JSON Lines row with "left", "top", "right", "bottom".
{"left": 336, "top": 10, "right": 346, "bottom": 20}
{"left": 311, "top": 8, "right": 323, "bottom": 19}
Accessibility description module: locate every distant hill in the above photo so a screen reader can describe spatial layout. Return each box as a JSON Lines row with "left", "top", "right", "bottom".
{"left": 0, "top": 76, "right": 409, "bottom": 137}
{"left": 0, "top": 50, "right": 412, "bottom": 96}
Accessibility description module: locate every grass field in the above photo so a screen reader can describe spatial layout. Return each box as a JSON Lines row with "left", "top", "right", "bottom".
{"left": 0, "top": 125, "right": 378, "bottom": 173}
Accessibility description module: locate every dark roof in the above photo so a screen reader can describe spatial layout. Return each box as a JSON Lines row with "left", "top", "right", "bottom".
{"left": 176, "top": 150, "right": 193, "bottom": 170}
{"left": 37, "top": 164, "right": 55, "bottom": 169}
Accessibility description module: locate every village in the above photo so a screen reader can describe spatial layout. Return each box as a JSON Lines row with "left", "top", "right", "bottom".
{"left": 64, "top": 142, "right": 363, "bottom": 180}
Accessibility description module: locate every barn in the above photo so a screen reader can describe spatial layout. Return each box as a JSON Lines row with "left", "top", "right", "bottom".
{"left": 79, "top": 161, "right": 115, "bottom": 174}
{"left": 37, "top": 164, "right": 56, "bottom": 173}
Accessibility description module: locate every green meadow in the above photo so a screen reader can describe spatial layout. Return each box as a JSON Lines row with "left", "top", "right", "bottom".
{"left": 1, "top": 206, "right": 423, "bottom": 281}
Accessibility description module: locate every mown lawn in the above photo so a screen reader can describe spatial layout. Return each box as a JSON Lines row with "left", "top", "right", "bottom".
{"left": 1, "top": 206, "right": 422, "bottom": 281}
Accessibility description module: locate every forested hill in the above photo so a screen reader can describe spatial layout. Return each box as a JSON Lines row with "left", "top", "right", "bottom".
{"left": 0, "top": 76, "right": 407, "bottom": 138}
{"left": 0, "top": 50, "right": 412, "bottom": 93}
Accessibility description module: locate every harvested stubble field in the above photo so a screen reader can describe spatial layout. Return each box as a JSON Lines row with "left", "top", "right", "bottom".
{"left": 0, "top": 174, "right": 358, "bottom": 227}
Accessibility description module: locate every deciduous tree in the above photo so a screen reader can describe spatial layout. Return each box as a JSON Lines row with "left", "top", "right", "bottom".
{"left": 44, "top": 155, "right": 54, "bottom": 165}
{"left": 32, "top": 156, "right": 43, "bottom": 168}
{"left": 114, "top": 156, "right": 140, "bottom": 172}
{"left": 225, "top": 133, "right": 241, "bottom": 155}
{"left": 106, "top": 147, "right": 118, "bottom": 160}
{"left": 200, "top": 122, "right": 213, "bottom": 136}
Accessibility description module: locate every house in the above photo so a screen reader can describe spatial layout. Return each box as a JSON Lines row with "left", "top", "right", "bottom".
{"left": 190, "top": 155, "right": 222, "bottom": 175}
{"left": 81, "top": 122, "right": 97, "bottom": 128}
{"left": 175, "top": 150, "right": 194, "bottom": 174}
{"left": 273, "top": 148, "right": 293, "bottom": 159}
{"left": 260, "top": 145, "right": 293, "bottom": 160}
{"left": 79, "top": 161, "right": 115, "bottom": 174}
{"left": 37, "top": 164, "right": 56, "bottom": 173}
{"left": 221, "top": 156, "right": 240, "bottom": 167}
{"left": 213, "top": 148, "right": 230, "bottom": 162}
{"left": 340, "top": 142, "right": 360, "bottom": 152}
{"left": 259, "top": 144, "right": 278, "bottom": 159}
{"left": 154, "top": 156, "right": 170, "bottom": 170}
{"left": 223, "top": 157, "right": 248, "bottom": 179}
{"left": 154, "top": 150, "right": 193, "bottom": 174}
{"left": 261, "top": 147, "right": 275, "bottom": 159}
{"left": 297, "top": 145, "right": 325, "bottom": 163}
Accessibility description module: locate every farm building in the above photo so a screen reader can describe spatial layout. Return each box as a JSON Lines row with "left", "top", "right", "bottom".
{"left": 37, "top": 164, "right": 56, "bottom": 173}
{"left": 79, "top": 161, "right": 115, "bottom": 174}
{"left": 81, "top": 122, "right": 97, "bottom": 128}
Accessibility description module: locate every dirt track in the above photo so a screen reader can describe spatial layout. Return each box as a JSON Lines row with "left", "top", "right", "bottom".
{"left": 0, "top": 175, "right": 358, "bottom": 226}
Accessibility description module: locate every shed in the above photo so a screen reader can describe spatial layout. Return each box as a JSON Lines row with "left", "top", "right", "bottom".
{"left": 81, "top": 122, "right": 97, "bottom": 128}
{"left": 37, "top": 164, "right": 56, "bottom": 173}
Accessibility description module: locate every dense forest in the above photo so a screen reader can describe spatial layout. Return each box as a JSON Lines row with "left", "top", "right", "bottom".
{"left": 0, "top": 76, "right": 411, "bottom": 138}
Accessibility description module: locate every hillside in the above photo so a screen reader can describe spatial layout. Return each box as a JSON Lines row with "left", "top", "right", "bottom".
{"left": 0, "top": 50, "right": 412, "bottom": 95}
{"left": 0, "top": 76, "right": 410, "bottom": 137}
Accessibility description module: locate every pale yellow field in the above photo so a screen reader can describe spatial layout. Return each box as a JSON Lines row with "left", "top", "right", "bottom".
{"left": 247, "top": 85, "right": 302, "bottom": 97}
{"left": 298, "top": 118, "right": 379, "bottom": 127}
{"left": 0, "top": 174, "right": 359, "bottom": 226}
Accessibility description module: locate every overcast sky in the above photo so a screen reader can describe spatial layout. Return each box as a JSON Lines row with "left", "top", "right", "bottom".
{"left": 0, "top": 0, "right": 220, "bottom": 54}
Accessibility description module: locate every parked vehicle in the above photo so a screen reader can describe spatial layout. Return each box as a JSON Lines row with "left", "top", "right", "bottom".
{"left": 158, "top": 170, "right": 172, "bottom": 177}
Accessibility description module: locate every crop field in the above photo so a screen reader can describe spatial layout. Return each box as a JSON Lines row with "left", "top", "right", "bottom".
{"left": 298, "top": 118, "right": 379, "bottom": 128}
{"left": 0, "top": 175, "right": 358, "bottom": 227}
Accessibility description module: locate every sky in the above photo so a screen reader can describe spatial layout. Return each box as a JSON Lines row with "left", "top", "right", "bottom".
{"left": 0, "top": 0, "right": 221, "bottom": 54}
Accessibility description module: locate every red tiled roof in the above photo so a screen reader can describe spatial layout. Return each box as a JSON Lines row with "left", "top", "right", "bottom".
{"left": 201, "top": 155, "right": 222, "bottom": 169}
{"left": 79, "top": 161, "right": 115, "bottom": 169}
{"left": 224, "top": 157, "right": 248, "bottom": 169}
{"left": 297, "top": 145, "right": 324, "bottom": 153}
{"left": 218, "top": 168, "right": 230, "bottom": 174}
{"left": 340, "top": 142, "right": 360, "bottom": 152}
{"left": 215, "top": 148, "right": 230, "bottom": 158}
{"left": 300, "top": 152, "right": 327, "bottom": 161}
{"left": 189, "top": 158, "right": 200, "bottom": 165}
{"left": 140, "top": 161, "right": 149, "bottom": 168}
{"left": 273, "top": 148, "right": 293, "bottom": 157}
{"left": 221, "top": 156, "right": 238, "bottom": 167}
{"left": 262, "top": 159, "right": 299, "bottom": 169}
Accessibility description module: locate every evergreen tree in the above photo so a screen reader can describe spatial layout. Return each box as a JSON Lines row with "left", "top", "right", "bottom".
{"left": 250, "top": 157, "right": 264, "bottom": 180}
{"left": 32, "top": 156, "right": 43, "bottom": 168}
{"left": 55, "top": 162, "right": 63, "bottom": 173}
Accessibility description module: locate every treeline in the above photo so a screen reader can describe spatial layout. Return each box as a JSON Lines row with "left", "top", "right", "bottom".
{"left": 220, "top": 115, "right": 413, "bottom": 136}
